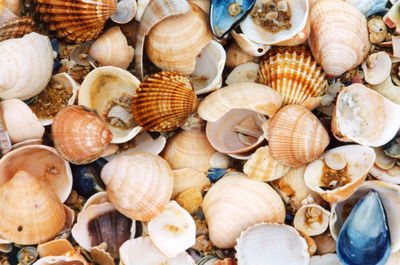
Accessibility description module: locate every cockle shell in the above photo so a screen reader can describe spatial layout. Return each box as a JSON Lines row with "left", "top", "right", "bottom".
{"left": 361, "top": 52, "right": 392, "bottom": 85}
{"left": 258, "top": 46, "right": 327, "bottom": 109}
{"left": 0, "top": 32, "right": 53, "bottom": 100}
{"left": 132, "top": 72, "right": 199, "bottom": 132}
{"left": 202, "top": 174, "right": 285, "bottom": 248}
{"left": 36, "top": 0, "right": 116, "bottom": 43}
{"left": 0, "top": 170, "right": 65, "bottom": 245}
{"left": 293, "top": 204, "right": 330, "bottom": 236}
{"left": 309, "top": 0, "right": 370, "bottom": 77}
{"left": 101, "top": 153, "right": 173, "bottom": 221}
{"left": 0, "top": 16, "right": 34, "bottom": 42}
{"left": 268, "top": 105, "right": 329, "bottom": 167}
{"left": 172, "top": 168, "right": 211, "bottom": 198}
{"left": 52, "top": 106, "right": 113, "bottom": 164}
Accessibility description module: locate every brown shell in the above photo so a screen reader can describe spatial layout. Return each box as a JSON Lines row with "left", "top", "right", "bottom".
{"left": 0, "top": 17, "right": 35, "bottom": 42}
{"left": 131, "top": 71, "right": 198, "bottom": 132}
{"left": 36, "top": 0, "right": 116, "bottom": 43}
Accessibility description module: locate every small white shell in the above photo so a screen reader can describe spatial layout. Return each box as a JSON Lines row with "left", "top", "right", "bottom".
{"left": 361, "top": 52, "right": 392, "bottom": 85}
{"left": 111, "top": 0, "right": 137, "bottom": 24}
{"left": 293, "top": 204, "right": 330, "bottom": 236}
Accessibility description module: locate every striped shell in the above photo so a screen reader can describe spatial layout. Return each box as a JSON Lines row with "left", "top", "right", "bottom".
{"left": 258, "top": 46, "right": 327, "bottom": 109}
{"left": 0, "top": 17, "right": 35, "bottom": 42}
{"left": 132, "top": 72, "right": 198, "bottom": 132}
{"left": 36, "top": 0, "right": 116, "bottom": 43}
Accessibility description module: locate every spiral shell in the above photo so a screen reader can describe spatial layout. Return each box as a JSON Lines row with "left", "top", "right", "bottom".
{"left": 0, "top": 16, "right": 34, "bottom": 42}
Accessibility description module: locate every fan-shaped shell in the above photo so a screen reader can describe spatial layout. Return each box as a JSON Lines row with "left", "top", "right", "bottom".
{"left": 100, "top": 153, "right": 173, "bottom": 221}
{"left": 132, "top": 72, "right": 198, "bottom": 132}
{"left": 258, "top": 46, "right": 327, "bottom": 109}
{"left": 0, "top": 16, "right": 34, "bottom": 42}
{"left": 308, "top": 0, "right": 370, "bottom": 77}
{"left": 36, "top": 0, "right": 116, "bottom": 43}
{"left": 52, "top": 106, "right": 113, "bottom": 165}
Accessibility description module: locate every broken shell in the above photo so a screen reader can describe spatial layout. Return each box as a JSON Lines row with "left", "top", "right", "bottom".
{"left": 38, "top": 239, "right": 75, "bottom": 257}
{"left": 89, "top": 26, "right": 134, "bottom": 69}
{"left": 202, "top": 174, "right": 285, "bottom": 248}
{"left": 0, "top": 32, "right": 53, "bottom": 100}
{"left": 305, "top": 145, "right": 375, "bottom": 203}
{"left": 100, "top": 153, "right": 173, "bottom": 221}
{"left": 52, "top": 106, "right": 113, "bottom": 164}
{"left": 268, "top": 105, "right": 329, "bottom": 167}
{"left": 91, "top": 245, "right": 115, "bottom": 265}
{"left": 36, "top": 0, "right": 116, "bottom": 43}
{"left": 172, "top": 168, "right": 211, "bottom": 198}
{"left": 225, "top": 62, "right": 259, "bottom": 86}
{"left": 368, "top": 17, "right": 387, "bottom": 44}
{"left": 82, "top": 191, "right": 109, "bottom": 211}
{"left": 310, "top": 254, "right": 342, "bottom": 265}
{"left": 33, "top": 256, "right": 87, "bottom": 265}
{"left": 362, "top": 52, "right": 392, "bottom": 85}
{"left": 309, "top": 0, "right": 370, "bottom": 77}
{"left": 371, "top": 76, "right": 400, "bottom": 105}
{"left": 111, "top": 0, "right": 137, "bottom": 24}
{"left": 231, "top": 30, "right": 270, "bottom": 57}
{"left": 225, "top": 42, "right": 256, "bottom": 69}
{"left": 0, "top": 16, "right": 34, "bottom": 42}
{"left": 293, "top": 204, "right": 330, "bottom": 236}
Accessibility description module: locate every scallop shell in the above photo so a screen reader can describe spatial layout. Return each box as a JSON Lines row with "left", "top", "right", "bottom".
{"left": 36, "top": 0, "right": 116, "bottom": 43}
{"left": 202, "top": 174, "right": 285, "bottom": 248}
{"left": 258, "top": 46, "right": 327, "bottom": 108}
{"left": 268, "top": 105, "right": 330, "bottom": 167}
{"left": 0, "top": 16, "right": 34, "bottom": 42}
{"left": 172, "top": 168, "right": 211, "bottom": 198}
{"left": 0, "top": 170, "right": 65, "bottom": 245}
{"left": 293, "top": 204, "right": 330, "bottom": 236}
{"left": 100, "top": 153, "right": 173, "bottom": 221}
{"left": 52, "top": 106, "right": 113, "bottom": 164}
{"left": 308, "top": 0, "right": 370, "bottom": 77}
{"left": 132, "top": 72, "right": 199, "bottom": 132}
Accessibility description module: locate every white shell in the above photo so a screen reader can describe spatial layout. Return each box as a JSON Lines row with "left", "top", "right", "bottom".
{"left": 371, "top": 76, "right": 400, "bottom": 105}
{"left": 293, "top": 204, "right": 330, "bottom": 236}
{"left": 362, "top": 52, "right": 392, "bottom": 85}
{"left": 33, "top": 256, "right": 86, "bottom": 265}
{"left": 225, "top": 62, "right": 259, "bottom": 86}
{"left": 310, "top": 254, "right": 342, "bottom": 265}
{"left": 135, "top": 0, "right": 150, "bottom": 21}
{"left": 111, "top": 0, "right": 137, "bottom": 24}
{"left": 231, "top": 30, "right": 270, "bottom": 57}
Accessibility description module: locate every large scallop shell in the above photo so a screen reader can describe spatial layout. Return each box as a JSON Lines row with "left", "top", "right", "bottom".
{"left": 0, "top": 16, "right": 34, "bottom": 42}
{"left": 202, "top": 173, "right": 285, "bottom": 248}
{"left": 36, "top": 0, "right": 116, "bottom": 43}
{"left": 52, "top": 106, "right": 113, "bottom": 164}
{"left": 308, "top": 0, "right": 370, "bottom": 77}
{"left": 258, "top": 46, "right": 327, "bottom": 109}
{"left": 132, "top": 72, "right": 199, "bottom": 132}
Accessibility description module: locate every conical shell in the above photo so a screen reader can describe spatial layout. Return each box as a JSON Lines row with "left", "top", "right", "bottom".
{"left": 36, "top": 0, "right": 116, "bottom": 43}
{"left": 0, "top": 170, "right": 65, "bottom": 245}
{"left": 172, "top": 168, "right": 211, "bottom": 198}
{"left": 202, "top": 174, "right": 286, "bottom": 248}
{"left": 100, "top": 153, "right": 173, "bottom": 221}
{"left": 308, "top": 0, "right": 370, "bottom": 77}
{"left": 132, "top": 72, "right": 198, "bottom": 132}
{"left": 52, "top": 106, "right": 113, "bottom": 165}
{"left": 268, "top": 105, "right": 329, "bottom": 167}
{"left": 0, "top": 16, "right": 34, "bottom": 42}
{"left": 258, "top": 46, "right": 327, "bottom": 109}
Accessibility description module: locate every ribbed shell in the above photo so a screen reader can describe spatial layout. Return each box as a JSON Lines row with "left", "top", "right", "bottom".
{"left": 132, "top": 72, "right": 198, "bottom": 132}
{"left": 52, "top": 106, "right": 113, "bottom": 164}
{"left": 0, "top": 170, "right": 65, "bottom": 245}
{"left": 0, "top": 17, "right": 35, "bottom": 42}
{"left": 36, "top": 0, "right": 116, "bottom": 43}
{"left": 258, "top": 46, "right": 327, "bottom": 107}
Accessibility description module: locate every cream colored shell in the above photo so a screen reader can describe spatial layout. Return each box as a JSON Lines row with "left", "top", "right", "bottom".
{"left": 293, "top": 204, "right": 330, "bottom": 236}
{"left": 172, "top": 168, "right": 211, "bottom": 198}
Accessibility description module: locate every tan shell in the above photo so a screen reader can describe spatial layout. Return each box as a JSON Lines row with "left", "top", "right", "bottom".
{"left": 0, "top": 170, "right": 65, "bottom": 245}
{"left": 38, "top": 239, "right": 75, "bottom": 257}
{"left": 225, "top": 62, "right": 259, "bottom": 86}
{"left": 225, "top": 42, "right": 256, "bottom": 69}
{"left": 268, "top": 105, "right": 330, "bottom": 167}
{"left": 202, "top": 174, "right": 286, "bottom": 248}
{"left": 314, "top": 232, "right": 337, "bottom": 255}
{"left": 231, "top": 30, "right": 270, "bottom": 57}
{"left": 33, "top": 256, "right": 87, "bottom": 265}
{"left": 172, "top": 168, "right": 211, "bottom": 198}
{"left": 293, "top": 204, "right": 330, "bottom": 236}
{"left": 52, "top": 106, "right": 112, "bottom": 164}
{"left": 0, "top": 16, "right": 34, "bottom": 42}
{"left": 91, "top": 245, "right": 115, "bottom": 265}
{"left": 309, "top": 0, "right": 370, "bottom": 77}
{"left": 100, "top": 153, "right": 173, "bottom": 221}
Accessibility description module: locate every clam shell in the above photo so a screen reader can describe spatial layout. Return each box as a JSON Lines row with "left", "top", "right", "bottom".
{"left": 111, "top": 0, "right": 137, "bottom": 24}
{"left": 52, "top": 106, "right": 113, "bottom": 164}
{"left": 309, "top": 0, "right": 370, "bottom": 77}
{"left": 293, "top": 204, "right": 330, "bottom": 236}
{"left": 361, "top": 52, "right": 392, "bottom": 85}
{"left": 172, "top": 168, "right": 211, "bottom": 198}
{"left": 225, "top": 62, "right": 259, "bottom": 86}
{"left": 225, "top": 42, "right": 256, "bottom": 69}
{"left": 0, "top": 16, "right": 34, "bottom": 42}
{"left": 268, "top": 105, "right": 330, "bottom": 167}
{"left": 36, "top": 0, "right": 116, "bottom": 43}
{"left": 132, "top": 72, "right": 198, "bottom": 132}
{"left": 202, "top": 174, "right": 285, "bottom": 248}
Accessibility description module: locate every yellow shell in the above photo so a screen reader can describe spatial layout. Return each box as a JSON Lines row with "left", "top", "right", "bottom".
{"left": 0, "top": 17, "right": 35, "bottom": 42}
{"left": 258, "top": 46, "right": 327, "bottom": 109}
{"left": 132, "top": 71, "right": 198, "bottom": 132}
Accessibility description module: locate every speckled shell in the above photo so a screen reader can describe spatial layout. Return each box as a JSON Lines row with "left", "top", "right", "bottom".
{"left": 36, "top": 0, "right": 116, "bottom": 43}
{"left": 52, "top": 106, "right": 113, "bottom": 165}
{"left": 0, "top": 16, "right": 34, "bottom": 42}
{"left": 258, "top": 46, "right": 327, "bottom": 109}
{"left": 268, "top": 105, "right": 330, "bottom": 167}
{"left": 132, "top": 72, "right": 198, "bottom": 132}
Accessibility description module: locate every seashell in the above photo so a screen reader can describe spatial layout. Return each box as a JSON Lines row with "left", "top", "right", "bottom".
{"left": 0, "top": 32, "right": 53, "bottom": 100}
{"left": 371, "top": 76, "right": 400, "bottom": 105}
{"left": 52, "top": 106, "right": 113, "bottom": 164}
{"left": 90, "top": 244, "right": 115, "bottom": 265}
{"left": 120, "top": 236, "right": 195, "bottom": 265}
{"left": 0, "top": 6, "right": 16, "bottom": 25}
{"left": 337, "top": 190, "right": 391, "bottom": 265}
{"left": 225, "top": 42, "right": 256, "bottom": 69}
{"left": 172, "top": 168, "right": 211, "bottom": 198}
{"left": 314, "top": 232, "right": 337, "bottom": 255}
{"left": 258, "top": 46, "right": 327, "bottom": 109}
{"left": 189, "top": 0, "right": 209, "bottom": 14}
{"left": 209, "top": 152, "right": 230, "bottom": 169}
{"left": 235, "top": 223, "right": 310, "bottom": 265}
{"left": 293, "top": 204, "right": 330, "bottom": 236}
{"left": 202, "top": 174, "right": 285, "bottom": 248}
{"left": 100, "top": 153, "right": 173, "bottom": 221}
{"left": 225, "top": 62, "right": 259, "bottom": 86}
{"left": 0, "top": 0, "right": 4, "bottom": 15}
{"left": 135, "top": 0, "right": 150, "bottom": 21}
{"left": 132, "top": 71, "right": 199, "bottom": 132}
{"left": 0, "top": 99, "right": 44, "bottom": 145}
{"left": 231, "top": 30, "right": 270, "bottom": 57}
{"left": 308, "top": 0, "right": 370, "bottom": 77}
{"left": 144, "top": 4, "right": 212, "bottom": 75}
{"left": 0, "top": 16, "right": 34, "bottom": 42}
{"left": 36, "top": 0, "right": 116, "bottom": 43}
{"left": 302, "top": 232, "right": 317, "bottom": 256}
{"left": 175, "top": 188, "right": 203, "bottom": 214}
{"left": 368, "top": 17, "right": 387, "bottom": 44}
{"left": 387, "top": 252, "right": 400, "bottom": 265}
{"left": 362, "top": 52, "right": 392, "bottom": 85}
{"left": 111, "top": 0, "right": 137, "bottom": 24}
{"left": 37, "top": 239, "right": 89, "bottom": 265}
{"left": 240, "top": 0, "right": 309, "bottom": 45}
{"left": 268, "top": 105, "right": 329, "bottom": 167}
{"left": 0, "top": 170, "right": 65, "bottom": 245}
{"left": 346, "top": 0, "right": 388, "bottom": 17}
{"left": 310, "top": 254, "right": 342, "bottom": 265}
{"left": 33, "top": 256, "right": 87, "bottom": 265}
{"left": 331, "top": 84, "right": 400, "bottom": 146}
{"left": 189, "top": 40, "right": 226, "bottom": 95}
{"left": 384, "top": 2, "right": 400, "bottom": 29}
{"left": 4, "top": 0, "right": 20, "bottom": 15}
{"left": 79, "top": 66, "right": 141, "bottom": 143}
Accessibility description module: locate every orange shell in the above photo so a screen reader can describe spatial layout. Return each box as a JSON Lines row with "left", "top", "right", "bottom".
{"left": 0, "top": 17, "right": 35, "bottom": 42}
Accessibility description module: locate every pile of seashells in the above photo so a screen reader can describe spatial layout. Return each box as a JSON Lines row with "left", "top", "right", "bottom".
{"left": 1, "top": 0, "right": 400, "bottom": 264}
